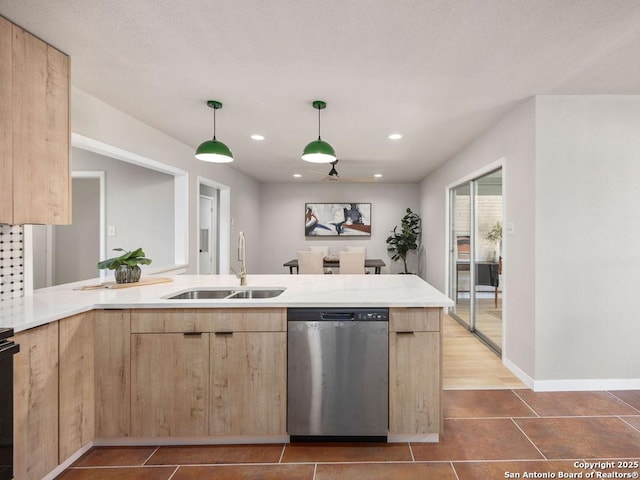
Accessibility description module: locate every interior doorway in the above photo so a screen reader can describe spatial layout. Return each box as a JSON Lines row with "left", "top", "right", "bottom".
{"left": 198, "top": 193, "right": 217, "bottom": 274}
{"left": 449, "top": 168, "right": 503, "bottom": 354}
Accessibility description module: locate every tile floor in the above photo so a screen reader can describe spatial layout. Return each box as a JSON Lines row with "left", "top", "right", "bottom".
{"left": 57, "top": 389, "right": 640, "bottom": 480}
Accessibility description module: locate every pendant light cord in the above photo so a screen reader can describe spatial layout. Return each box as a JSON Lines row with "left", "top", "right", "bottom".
{"left": 317, "top": 105, "right": 321, "bottom": 140}
{"left": 213, "top": 106, "right": 217, "bottom": 140}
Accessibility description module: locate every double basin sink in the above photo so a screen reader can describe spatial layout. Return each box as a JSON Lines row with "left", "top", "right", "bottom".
{"left": 166, "top": 287, "right": 285, "bottom": 300}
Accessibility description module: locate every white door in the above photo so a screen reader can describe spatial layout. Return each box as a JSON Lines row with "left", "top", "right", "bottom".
{"left": 199, "top": 195, "right": 216, "bottom": 274}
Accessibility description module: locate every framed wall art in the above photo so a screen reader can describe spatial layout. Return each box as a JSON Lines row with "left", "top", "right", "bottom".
{"left": 305, "top": 203, "right": 371, "bottom": 237}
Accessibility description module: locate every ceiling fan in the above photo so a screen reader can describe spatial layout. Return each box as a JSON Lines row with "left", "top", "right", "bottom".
{"left": 309, "top": 159, "right": 378, "bottom": 183}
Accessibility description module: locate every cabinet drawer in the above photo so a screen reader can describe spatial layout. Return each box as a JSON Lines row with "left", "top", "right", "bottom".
{"left": 131, "top": 309, "right": 201, "bottom": 333}
{"left": 131, "top": 308, "right": 287, "bottom": 333}
{"left": 197, "top": 308, "right": 286, "bottom": 332}
{"left": 389, "top": 307, "right": 441, "bottom": 332}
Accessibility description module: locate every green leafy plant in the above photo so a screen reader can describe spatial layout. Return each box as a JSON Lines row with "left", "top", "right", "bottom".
{"left": 386, "top": 208, "right": 422, "bottom": 274}
{"left": 97, "top": 247, "right": 152, "bottom": 270}
{"left": 486, "top": 221, "right": 502, "bottom": 244}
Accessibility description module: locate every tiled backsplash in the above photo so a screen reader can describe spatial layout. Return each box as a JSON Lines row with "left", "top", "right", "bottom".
{"left": 0, "top": 225, "right": 24, "bottom": 301}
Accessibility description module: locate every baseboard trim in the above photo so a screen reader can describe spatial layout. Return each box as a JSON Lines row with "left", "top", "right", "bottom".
{"left": 42, "top": 442, "right": 94, "bottom": 480}
{"left": 93, "top": 435, "right": 290, "bottom": 446}
{"left": 502, "top": 358, "right": 640, "bottom": 391}
{"left": 503, "top": 357, "right": 534, "bottom": 389}
{"left": 387, "top": 433, "right": 439, "bottom": 443}
{"left": 533, "top": 378, "right": 640, "bottom": 392}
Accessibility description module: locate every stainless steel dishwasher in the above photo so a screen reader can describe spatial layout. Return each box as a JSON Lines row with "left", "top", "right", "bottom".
{"left": 287, "top": 308, "right": 388, "bottom": 441}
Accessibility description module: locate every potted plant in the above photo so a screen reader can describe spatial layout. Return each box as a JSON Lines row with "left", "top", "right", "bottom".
{"left": 486, "top": 221, "right": 502, "bottom": 261}
{"left": 386, "top": 208, "right": 422, "bottom": 274}
{"left": 97, "top": 247, "right": 152, "bottom": 284}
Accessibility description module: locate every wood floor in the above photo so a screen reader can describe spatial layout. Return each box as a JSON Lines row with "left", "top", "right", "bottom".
{"left": 442, "top": 313, "right": 526, "bottom": 390}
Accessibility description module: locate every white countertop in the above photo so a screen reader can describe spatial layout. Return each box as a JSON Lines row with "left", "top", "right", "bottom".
{"left": 0, "top": 274, "right": 454, "bottom": 333}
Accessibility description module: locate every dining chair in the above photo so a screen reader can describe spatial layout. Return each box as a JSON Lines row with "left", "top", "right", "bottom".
{"left": 345, "top": 246, "right": 366, "bottom": 272}
{"left": 339, "top": 251, "right": 365, "bottom": 274}
{"left": 308, "top": 246, "right": 330, "bottom": 258}
{"left": 297, "top": 251, "right": 325, "bottom": 274}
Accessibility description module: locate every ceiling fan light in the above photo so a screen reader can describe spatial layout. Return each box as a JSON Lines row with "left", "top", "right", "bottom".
{"left": 302, "top": 138, "right": 336, "bottom": 163}
{"left": 195, "top": 138, "right": 234, "bottom": 163}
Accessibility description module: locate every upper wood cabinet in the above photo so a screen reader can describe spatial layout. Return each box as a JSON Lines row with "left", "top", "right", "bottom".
{"left": 0, "top": 16, "right": 71, "bottom": 225}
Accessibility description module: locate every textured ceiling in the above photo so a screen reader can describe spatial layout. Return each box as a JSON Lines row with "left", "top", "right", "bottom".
{"left": 2, "top": 0, "right": 640, "bottom": 183}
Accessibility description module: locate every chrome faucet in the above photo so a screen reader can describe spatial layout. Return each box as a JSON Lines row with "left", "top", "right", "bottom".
{"left": 235, "top": 231, "right": 247, "bottom": 286}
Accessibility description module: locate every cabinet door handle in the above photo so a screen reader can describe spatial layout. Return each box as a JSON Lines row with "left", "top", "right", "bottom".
{"left": 396, "top": 331, "right": 415, "bottom": 335}
{"left": 183, "top": 332, "right": 203, "bottom": 336}
{"left": 215, "top": 331, "right": 234, "bottom": 336}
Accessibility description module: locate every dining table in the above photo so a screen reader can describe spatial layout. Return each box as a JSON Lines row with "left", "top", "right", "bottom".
{"left": 283, "top": 258, "right": 386, "bottom": 274}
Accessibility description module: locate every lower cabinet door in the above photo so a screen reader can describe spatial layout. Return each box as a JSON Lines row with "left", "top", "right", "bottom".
{"left": 59, "top": 313, "right": 95, "bottom": 463}
{"left": 14, "top": 322, "right": 59, "bottom": 480}
{"left": 210, "top": 331, "right": 286, "bottom": 435}
{"left": 389, "top": 331, "right": 441, "bottom": 435}
{"left": 131, "top": 333, "right": 209, "bottom": 437}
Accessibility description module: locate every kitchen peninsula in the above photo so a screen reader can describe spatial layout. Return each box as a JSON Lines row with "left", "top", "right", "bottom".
{"left": 1, "top": 274, "right": 453, "bottom": 480}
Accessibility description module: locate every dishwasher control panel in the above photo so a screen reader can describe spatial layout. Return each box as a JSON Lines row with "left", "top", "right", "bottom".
{"left": 354, "top": 311, "right": 388, "bottom": 321}
{"left": 288, "top": 308, "right": 389, "bottom": 322}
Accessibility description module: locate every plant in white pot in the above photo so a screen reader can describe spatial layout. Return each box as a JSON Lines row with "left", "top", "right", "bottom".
{"left": 97, "top": 247, "right": 152, "bottom": 284}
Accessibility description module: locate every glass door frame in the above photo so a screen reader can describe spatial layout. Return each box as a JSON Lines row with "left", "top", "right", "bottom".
{"left": 449, "top": 182, "right": 476, "bottom": 331}
{"left": 446, "top": 164, "right": 504, "bottom": 354}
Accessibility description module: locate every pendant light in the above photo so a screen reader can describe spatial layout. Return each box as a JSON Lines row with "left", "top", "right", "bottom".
{"left": 195, "top": 100, "right": 234, "bottom": 163}
{"left": 302, "top": 100, "right": 336, "bottom": 163}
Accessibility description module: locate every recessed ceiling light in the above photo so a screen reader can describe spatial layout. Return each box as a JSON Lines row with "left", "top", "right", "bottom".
{"left": 293, "top": 174, "right": 302, "bottom": 178}
{"left": 251, "top": 134, "right": 265, "bottom": 141}
{"left": 374, "top": 174, "right": 383, "bottom": 178}
{"left": 388, "top": 133, "right": 402, "bottom": 140}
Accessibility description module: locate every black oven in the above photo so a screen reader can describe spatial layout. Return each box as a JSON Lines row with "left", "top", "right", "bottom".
{"left": 0, "top": 328, "right": 18, "bottom": 480}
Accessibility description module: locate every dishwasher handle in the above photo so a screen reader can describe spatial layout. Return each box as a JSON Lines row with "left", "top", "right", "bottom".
{"left": 321, "top": 312, "right": 355, "bottom": 321}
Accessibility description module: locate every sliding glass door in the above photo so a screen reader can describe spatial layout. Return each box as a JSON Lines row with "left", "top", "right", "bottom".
{"left": 449, "top": 169, "right": 503, "bottom": 353}
{"left": 450, "top": 184, "right": 472, "bottom": 328}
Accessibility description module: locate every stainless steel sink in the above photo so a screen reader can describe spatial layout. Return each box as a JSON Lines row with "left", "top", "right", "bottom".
{"left": 168, "top": 289, "right": 235, "bottom": 300}
{"left": 166, "top": 288, "right": 285, "bottom": 300}
{"left": 228, "top": 289, "right": 285, "bottom": 299}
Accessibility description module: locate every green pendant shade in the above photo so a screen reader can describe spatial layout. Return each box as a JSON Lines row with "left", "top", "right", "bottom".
{"left": 195, "top": 137, "right": 234, "bottom": 163}
{"left": 302, "top": 137, "right": 336, "bottom": 163}
{"left": 302, "top": 100, "right": 336, "bottom": 164}
{"left": 195, "top": 100, "right": 233, "bottom": 163}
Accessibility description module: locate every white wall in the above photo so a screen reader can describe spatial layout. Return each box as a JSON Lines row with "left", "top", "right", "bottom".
{"left": 71, "top": 88, "right": 262, "bottom": 274}
{"left": 421, "top": 95, "right": 640, "bottom": 388}
{"left": 258, "top": 182, "right": 421, "bottom": 274}
{"left": 72, "top": 148, "right": 175, "bottom": 269}
{"left": 54, "top": 177, "right": 100, "bottom": 284}
{"left": 535, "top": 96, "right": 640, "bottom": 384}
{"left": 420, "top": 98, "right": 537, "bottom": 381}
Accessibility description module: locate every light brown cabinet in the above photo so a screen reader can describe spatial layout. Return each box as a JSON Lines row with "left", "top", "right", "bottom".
{"left": 59, "top": 312, "right": 95, "bottom": 463}
{"left": 388, "top": 307, "right": 442, "bottom": 439}
{"left": 0, "top": 17, "right": 13, "bottom": 222}
{"left": 210, "top": 331, "right": 286, "bottom": 435}
{"left": 131, "top": 332, "right": 210, "bottom": 437}
{"left": 13, "top": 322, "right": 59, "bottom": 480}
{"left": 94, "top": 309, "right": 131, "bottom": 438}
{"left": 13, "top": 313, "right": 97, "bottom": 480}
{"left": 130, "top": 308, "right": 287, "bottom": 437}
{"left": 0, "top": 16, "right": 70, "bottom": 225}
